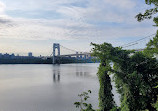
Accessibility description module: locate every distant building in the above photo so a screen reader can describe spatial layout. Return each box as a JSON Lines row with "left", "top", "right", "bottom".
{"left": 28, "top": 52, "right": 33, "bottom": 57}
{"left": 11, "top": 53, "right": 15, "bottom": 59}
{"left": 4, "top": 53, "right": 10, "bottom": 58}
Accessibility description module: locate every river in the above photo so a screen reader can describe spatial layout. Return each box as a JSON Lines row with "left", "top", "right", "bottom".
{"left": 0, "top": 63, "right": 120, "bottom": 111}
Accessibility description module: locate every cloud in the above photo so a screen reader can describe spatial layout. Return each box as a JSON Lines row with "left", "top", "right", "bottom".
{"left": 0, "top": 1, "right": 14, "bottom": 28}
{"left": 2, "top": 0, "right": 81, "bottom": 11}
{"left": 0, "top": 16, "right": 156, "bottom": 42}
{"left": 0, "top": 0, "right": 156, "bottom": 42}
{"left": 103, "top": 0, "right": 136, "bottom": 9}
{"left": 55, "top": 0, "right": 138, "bottom": 24}
{"left": 0, "top": 17, "right": 10, "bottom": 24}
{"left": 0, "top": 1, "right": 5, "bottom": 12}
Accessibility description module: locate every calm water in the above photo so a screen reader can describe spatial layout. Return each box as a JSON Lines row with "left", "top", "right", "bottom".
{"left": 0, "top": 63, "right": 120, "bottom": 111}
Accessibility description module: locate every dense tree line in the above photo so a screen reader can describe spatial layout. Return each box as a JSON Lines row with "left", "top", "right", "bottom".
{"left": 0, "top": 57, "right": 94, "bottom": 64}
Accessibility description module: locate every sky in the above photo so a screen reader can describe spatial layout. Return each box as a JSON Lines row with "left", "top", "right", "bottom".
{"left": 0, "top": 0, "right": 157, "bottom": 56}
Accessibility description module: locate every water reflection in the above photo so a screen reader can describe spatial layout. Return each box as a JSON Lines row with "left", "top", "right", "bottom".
{"left": 53, "top": 65, "right": 60, "bottom": 83}
{"left": 76, "top": 65, "right": 89, "bottom": 77}
{"left": 52, "top": 64, "right": 97, "bottom": 83}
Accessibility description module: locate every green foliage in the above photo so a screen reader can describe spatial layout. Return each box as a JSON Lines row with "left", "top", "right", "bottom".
{"left": 74, "top": 90, "right": 95, "bottom": 111}
{"left": 154, "top": 97, "right": 158, "bottom": 111}
{"left": 115, "top": 52, "right": 158, "bottom": 111}
{"left": 110, "top": 106, "right": 120, "bottom": 111}
{"left": 97, "top": 64, "right": 115, "bottom": 111}
{"left": 144, "top": 30, "right": 158, "bottom": 57}
{"left": 135, "top": 0, "right": 158, "bottom": 59}
{"left": 145, "top": 0, "right": 158, "bottom": 5}
{"left": 136, "top": 3, "right": 158, "bottom": 110}
{"left": 91, "top": 42, "right": 158, "bottom": 111}
{"left": 136, "top": 0, "right": 158, "bottom": 26}
{"left": 86, "top": 2, "right": 158, "bottom": 111}
{"left": 155, "top": 85, "right": 158, "bottom": 88}
{"left": 91, "top": 42, "right": 118, "bottom": 111}
{"left": 153, "top": 86, "right": 158, "bottom": 111}
{"left": 136, "top": 8, "right": 158, "bottom": 22}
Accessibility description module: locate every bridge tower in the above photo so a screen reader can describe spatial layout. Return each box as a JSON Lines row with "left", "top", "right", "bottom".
{"left": 53, "top": 43, "right": 60, "bottom": 64}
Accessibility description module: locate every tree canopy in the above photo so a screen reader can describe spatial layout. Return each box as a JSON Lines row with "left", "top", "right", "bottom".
{"left": 136, "top": 0, "right": 158, "bottom": 25}
{"left": 136, "top": 0, "right": 158, "bottom": 57}
{"left": 91, "top": 42, "right": 158, "bottom": 111}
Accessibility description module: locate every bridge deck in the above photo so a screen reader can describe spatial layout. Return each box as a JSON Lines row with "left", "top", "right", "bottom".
{"left": 59, "top": 53, "right": 91, "bottom": 57}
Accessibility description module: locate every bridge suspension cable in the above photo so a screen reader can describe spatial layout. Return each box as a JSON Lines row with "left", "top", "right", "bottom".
{"left": 50, "top": 33, "right": 156, "bottom": 57}
{"left": 60, "top": 44, "right": 87, "bottom": 54}
{"left": 120, "top": 33, "right": 156, "bottom": 48}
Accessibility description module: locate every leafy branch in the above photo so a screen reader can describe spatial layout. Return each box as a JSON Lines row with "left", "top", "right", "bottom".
{"left": 74, "top": 90, "right": 95, "bottom": 111}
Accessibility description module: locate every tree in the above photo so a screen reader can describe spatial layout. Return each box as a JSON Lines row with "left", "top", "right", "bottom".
{"left": 144, "top": 30, "right": 158, "bottom": 57}
{"left": 74, "top": 90, "right": 95, "bottom": 111}
{"left": 136, "top": 0, "right": 158, "bottom": 57}
{"left": 136, "top": 0, "right": 158, "bottom": 24}
{"left": 91, "top": 42, "right": 158, "bottom": 111}
{"left": 154, "top": 86, "right": 158, "bottom": 111}
{"left": 91, "top": 43, "right": 116, "bottom": 111}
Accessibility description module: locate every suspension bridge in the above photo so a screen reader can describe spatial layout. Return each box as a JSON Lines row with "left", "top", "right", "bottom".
{"left": 48, "top": 43, "right": 92, "bottom": 64}
{"left": 46, "top": 33, "right": 156, "bottom": 64}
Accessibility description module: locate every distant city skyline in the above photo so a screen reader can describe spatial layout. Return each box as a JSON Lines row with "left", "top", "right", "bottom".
{"left": 0, "top": 52, "right": 34, "bottom": 57}
{"left": 0, "top": 0, "right": 157, "bottom": 56}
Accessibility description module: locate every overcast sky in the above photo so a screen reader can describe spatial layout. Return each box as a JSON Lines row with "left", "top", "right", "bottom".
{"left": 0, "top": 0, "right": 157, "bottom": 56}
